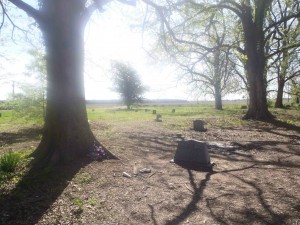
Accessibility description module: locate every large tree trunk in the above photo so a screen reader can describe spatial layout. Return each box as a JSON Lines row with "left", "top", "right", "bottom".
{"left": 33, "top": 1, "right": 97, "bottom": 165}
{"left": 241, "top": 4, "right": 274, "bottom": 120}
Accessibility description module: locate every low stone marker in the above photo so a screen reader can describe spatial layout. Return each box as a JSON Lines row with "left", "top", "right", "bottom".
{"left": 174, "top": 140, "right": 213, "bottom": 170}
{"left": 155, "top": 114, "right": 162, "bottom": 122}
{"left": 153, "top": 110, "right": 156, "bottom": 114}
{"left": 193, "top": 120, "right": 207, "bottom": 132}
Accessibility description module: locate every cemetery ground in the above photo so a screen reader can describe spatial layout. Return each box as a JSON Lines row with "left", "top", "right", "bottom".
{"left": 0, "top": 104, "right": 299, "bottom": 225}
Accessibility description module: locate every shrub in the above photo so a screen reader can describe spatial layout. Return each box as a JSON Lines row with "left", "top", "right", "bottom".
{"left": 0, "top": 151, "right": 21, "bottom": 173}
{"left": 267, "top": 99, "right": 274, "bottom": 108}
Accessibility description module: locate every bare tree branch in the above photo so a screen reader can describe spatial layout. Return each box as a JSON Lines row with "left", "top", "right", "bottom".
{"left": 264, "top": 11, "right": 300, "bottom": 32}
{"left": 142, "top": 0, "right": 214, "bottom": 52}
{"left": 8, "top": 0, "right": 43, "bottom": 23}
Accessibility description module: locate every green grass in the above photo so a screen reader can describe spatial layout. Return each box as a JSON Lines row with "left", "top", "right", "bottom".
{"left": 0, "top": 110, "right": 13, "bottom": 125}
{"left": 0, "top": 110, "right": 43, "bottom": 131}
{"left": 86, "top": 104, "right": 247, "bottom": 124}
{"left": 1, "top": 103, "right": 299, "bottom": 129}
{"left": 0, "top": 151, "right": 21, "bottom": 173}
{"left": 0, "top": 149, "right": 33, "bottom": 188}
{"left": 85, "top": 103, "right": 300, "bottom": 131}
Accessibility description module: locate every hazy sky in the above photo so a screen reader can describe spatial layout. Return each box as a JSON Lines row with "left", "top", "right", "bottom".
{"left": 0, "top": 1, "right": 193, "bottom": 101}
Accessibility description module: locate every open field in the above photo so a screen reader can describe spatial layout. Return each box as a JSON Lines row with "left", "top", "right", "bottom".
{"left": 0, "top": 104, "right": 300, "bottom": 225}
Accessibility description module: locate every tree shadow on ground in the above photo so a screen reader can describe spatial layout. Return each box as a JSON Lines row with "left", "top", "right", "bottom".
{"left": 163, "top": 164, "right": 257, "bottom": 225}
{"left": 0, "top": 157, "right": 93, "bottom": 225}
{"left": 210, "top": 141, "right": 300, "bottom": 169}
{"left": 265, "top": 118, "right": 300, "bottom": 134}
{"left": 0, "top": 127, "right": 42, "bottom": 146}
{"left": 153, "top": 140, "right": 299, "bottom": 225}
{"left": 164, "top": 170, "right": 214, "bottom": 225}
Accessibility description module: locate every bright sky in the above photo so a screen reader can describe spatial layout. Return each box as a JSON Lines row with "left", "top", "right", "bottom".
{"left": 0, "top": 1, "right": 193, "bottom": 101}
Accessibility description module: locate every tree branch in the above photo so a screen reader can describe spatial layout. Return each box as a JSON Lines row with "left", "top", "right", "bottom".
{"left": 264, "top": 11, "right": 300, "bottom": 32}
{"left": 82, "top": 0, "right": 136, "bottom": 26}
{"left": 8, "top": 0, "right": 43, "bottom": 23}
{"left": 142, "top": 0, "right": 214, "bottom": 52}
{"left": 188, "top": 0, "right": 242, "bottom": 18}
{"left": 0, "top": 1, "right": 5, "bottom": 30}
{"left": 267, "top": 43, "right": 300, "bottom": 59}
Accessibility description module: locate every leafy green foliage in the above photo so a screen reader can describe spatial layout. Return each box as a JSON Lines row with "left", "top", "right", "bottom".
{"left": 111, "top": 62, "right": 147, "bottom": 109}
{"left": 290, "top": 78, "right": 300, "bottom": 104}
{"left": 267, "top": 99, "right": 274, "bottom": 108}
{"left": 8, "top": 84, "right": 45, "bottom": 122}
{"left": 0, "top": 151, "right": 21, "bottom": 173}
{"left": 6, "top": 49, "right": 46, "bottom": 123}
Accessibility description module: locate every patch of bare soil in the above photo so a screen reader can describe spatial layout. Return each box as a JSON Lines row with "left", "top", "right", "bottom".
{"left": 1, "top": 118, "right": 300, "bottom": 225}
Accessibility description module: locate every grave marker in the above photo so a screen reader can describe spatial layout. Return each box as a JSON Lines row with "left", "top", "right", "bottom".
{"left": 193, "top": 120, "right": 207, "bottom": 132}
{"left": 174, "top": 140, "right": 213, "bottom": 170}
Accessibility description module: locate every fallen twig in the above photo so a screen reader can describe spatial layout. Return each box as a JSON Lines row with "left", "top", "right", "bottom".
{"left": 148, "top": 172, "right": 156, "bottom": 178}
{"left": 184, "top": 184, "right": 194, "bottom": 193}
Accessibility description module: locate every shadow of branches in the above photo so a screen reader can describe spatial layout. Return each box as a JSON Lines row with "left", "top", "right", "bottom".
{"left": 0, "top": 157, "right": 92, "bottom": 225}
{"left": 267, "top": 119, "right": 300, "bottom": 134}
{"left": 0, "top": 127, "right": 42, "bottom": 147}
{"left": 165, "top": 170, "right": 214, "bottom": 225}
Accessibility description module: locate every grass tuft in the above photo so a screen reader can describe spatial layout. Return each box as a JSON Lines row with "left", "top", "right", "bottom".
{"left": 0, "top": 151, "right": 21, "bottom": 173}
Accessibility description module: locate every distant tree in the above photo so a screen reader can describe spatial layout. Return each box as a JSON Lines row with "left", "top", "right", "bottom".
{"left": 290, "top": 78, "right": 300, "bottom": 104}
{"left": 142, "top": 0, "right": 300, "bottom": 120}
{"left": 266, "top": 0, "right": 300, "bottom": 108}
{"left": 8, "top": 84, "right": 45, "bottom": 122}
{"left": 112, "top": 62, "right": 147, "bottom": 109}
{"left": 7, "top": 49, "right": 47, "bottom": 122}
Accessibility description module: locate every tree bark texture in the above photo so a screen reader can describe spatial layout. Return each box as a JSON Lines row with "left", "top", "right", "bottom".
{"left": 275, "top": 80, "right": 284, "bottom": 108}
{"left": 214, "top": 89, "right": 223, "bottom": 110}
{"left": 275, "top": 46, "right": 289, "bottom": 108}
{"left": 34, "top": 0, "right": 97, "bottom": 165}
{"left": 241, "top": 4, "right": 274, "bottom": 120}
{"left": 213, "top": 50, "right": 223, "bottom": 110}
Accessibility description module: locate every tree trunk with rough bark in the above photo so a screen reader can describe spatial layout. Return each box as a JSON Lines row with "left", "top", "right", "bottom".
{"left": 33, "top": 1, "right": 100, "bottom": 165}
{"left": 214, "top": 85, "right": 223, "bottom": 110}
{"left": 275, "top": 80, "right": 285, "bottom": 108}
{"left": 241, "top": 3, "right": 274, "bottom": 120}
{"left": 6, "top": 0, "right": 120, "bottom": 166}
{"left": 213, "top": 49, "right": 223, "bottom": 110}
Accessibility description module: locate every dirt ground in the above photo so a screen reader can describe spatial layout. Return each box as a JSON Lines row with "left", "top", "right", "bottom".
{"left": 1, "top": 116, "right": 300, "bottom": 225}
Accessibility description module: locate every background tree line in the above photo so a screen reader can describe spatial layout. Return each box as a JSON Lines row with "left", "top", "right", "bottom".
{"left": 142, "top": 0, "right": 300, "bottom": 118}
